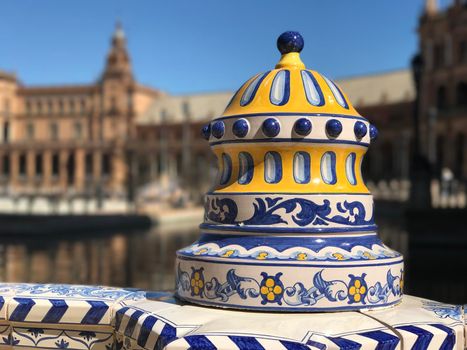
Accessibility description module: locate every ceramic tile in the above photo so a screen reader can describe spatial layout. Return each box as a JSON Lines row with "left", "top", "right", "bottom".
{"left": 0, "top": 284, "right": 144, "bottom": 326}
{"left": 11, "top": 326, "right": 114, "bottom": 350}
{"left": 114, "top": 296, "right": 399, "bottom": 350}
{"left": 362, "top": 295, "right": 464, "bottom": 350}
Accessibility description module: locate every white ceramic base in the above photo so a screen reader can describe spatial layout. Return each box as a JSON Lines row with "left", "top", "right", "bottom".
{"left": 175, "top": 251, "right": 404, "bottom": 312}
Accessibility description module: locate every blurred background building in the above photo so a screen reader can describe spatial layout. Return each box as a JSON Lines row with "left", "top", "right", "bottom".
{"left": 1, "top": 1, "right": 465, "bottom": 215}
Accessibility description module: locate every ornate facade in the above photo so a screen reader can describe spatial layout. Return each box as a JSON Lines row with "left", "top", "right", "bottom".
{"left": 418, "top": 0, "right": 467, "bottom": 180}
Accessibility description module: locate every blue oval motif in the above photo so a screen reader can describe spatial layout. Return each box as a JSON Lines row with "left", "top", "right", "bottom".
{"left": 301, "top": 71, "right": 325, "bottom": 106}
{"left": 240, "top": 72, "right": 270, "bottom": 106}
{"left": 270, "top": 70, "right": 290, "bottom": 106}
{"left": 322, "top": 75, "right": 349, "bottom": 109}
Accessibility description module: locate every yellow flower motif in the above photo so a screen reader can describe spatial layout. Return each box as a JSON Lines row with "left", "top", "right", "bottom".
{"left": 256, "top": 252, "right": 269, "bottom": 260}
{"left": 362, "top": 252, "right": 376, "bottom": 260}
{"left": 260, "top": 278, "right": 283, "bottom": 302}
{"left": 194, "top": 248, "right": 208, "bottom": 256}
{"left": 332, "top": 253, "right": 345, "bottom": 260}
{"left": 221, "top": 250, "right": 234, "bottom": 258}
{"left": 296, "top": 253, "right": 307, "bottom": 261}
{"left": 190, "top": 271, "right": 204, "bottom": 295}
{"left": 348, "top": 279, "right": 366, "bottom": 302}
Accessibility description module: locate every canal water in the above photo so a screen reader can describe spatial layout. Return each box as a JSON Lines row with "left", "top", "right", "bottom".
{"left": 0, "top": 216, "right": 464, "bottom": 305}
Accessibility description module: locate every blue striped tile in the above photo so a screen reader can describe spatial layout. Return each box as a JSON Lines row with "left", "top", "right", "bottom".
{"left": 124, "top": 310, "right": 144, "bottom": 337}
{"left": 42, "top": 299, "right": 69, "bottom": 323}
{"left": 81, "top": 300, "right": 109, "bottom": 324}
{"left": 280, "top": 339, "right": 313, "bottom": 349}
{"left": 154, "top": 323, "right": 177, "bottom": 350}
{"left": 397, "top": 325, "right": 433, "bottom": 350}
{"left": 306, "top": 340, "right": 327, "bottom": 350}
{"left": 184, "top": 335, "right": 217, "bottom": 350}
{"left": 359, "top": 330, "right": 399, "bottom": 350}
{"left": 328, "top": 336, "right": 362, "bottom": 350}
{"left": 137, "top": 315, "right": 157, "bottom": 347}
{"left": 114, "top": 306, "right": 129, "bottom": 330}
{"left": 10, "top": 298, "right": 36, "bottom": 321}
{"left": 228, "top": 336, "right": 265, "bottom": 350}
{"left": 429, "top": 324, "right": 455, "bottom": 350}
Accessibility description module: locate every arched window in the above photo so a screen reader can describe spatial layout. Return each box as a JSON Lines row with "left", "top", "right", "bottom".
{"left": 52, "top": 153, "right": 59, "bottom": 177}
{"left": 382, "top": 141, "right": 394, "bottom": 180}
{"left": 238, "top": 152, "right": 253, "bottom": 184}
{"left": 19, "top": 153, "right": 26, "bottom": 176}
{"left": 50, "top": 123, "right": 59, "bottom": 141}
{"left": 456, "top": 82, "right": 467, "bottom": 107}
{"left": 264, "top": 152, "right": 282, "bottom": 184}
{"left": 220, "top": 153, "right": 232, "bottom": 185}
{"left": 35, "top": 154, "right": 43, "bottom": 177}
{"left": 455, "top": 133, "right": 465, "bottom": 179}
{"left": 69, "top": 99, "right": 75, "bottom": 114}
{"left": 345, "top": 153, "right": 357, "bottom": 185}
{"left": 85, "top": 153, "right": 93, "bottom": 177}
{"left": 459, "top": 41, "right": 467, "bottom": 63}
{"left": 321, "top": 152, "right": 337, "bottom": 184}
{"left": 437, "top": 86, "right": 447, "bottom": 110}
{"left": 26, "top": 123, "right": 34, "bottom": 140}
{"left": 293, "top": 152, "right": 310, "bottom": 184}
{"left": 2, "top": 155, "right": 10, "bottom": 176}
{"left": 25, "top": 100, "right": 32, "bottom": 115}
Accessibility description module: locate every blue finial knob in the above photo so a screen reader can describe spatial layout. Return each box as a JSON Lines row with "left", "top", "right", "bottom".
{"left": 277, "top": 31, "right": 304, "bottom": 55}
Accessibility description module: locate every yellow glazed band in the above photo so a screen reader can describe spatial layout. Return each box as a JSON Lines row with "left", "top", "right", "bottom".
{"left": 212, "top": 143, "right": 369, "bottom": 194}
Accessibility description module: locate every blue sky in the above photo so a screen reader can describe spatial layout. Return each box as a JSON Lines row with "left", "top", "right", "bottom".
{"left": 0, "top": 0, "right": 436, "bottom": 94}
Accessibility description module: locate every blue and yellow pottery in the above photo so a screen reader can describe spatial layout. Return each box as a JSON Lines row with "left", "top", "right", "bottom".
{"left": 176, "top": 31, "right": 403, "bottom": 311}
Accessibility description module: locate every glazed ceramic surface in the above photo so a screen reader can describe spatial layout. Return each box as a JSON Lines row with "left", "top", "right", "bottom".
{"left": 175, "top": 31, "right": 403, "bottom": 311}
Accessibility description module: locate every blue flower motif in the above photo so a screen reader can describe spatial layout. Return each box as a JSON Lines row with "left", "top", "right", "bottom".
{"left": 259, "top": 272, "right": 284, "bottom": 305}
{"left": 422, "top": 301, "right": 462, "bottom": 322}
{"left": 79, "top": 331, "right": 96, "bottom": 341}
{"left": 3, "top": 334, "right": 19, "bottom": 346}
{"left": 347, "top": 273, "right": 368, "bottom": 304}
{"left": 55, "top": 339, "right": 69, "bottom": 349}
{"left": 190, "top": 267, "right": 205, "bottom": 297}
{"left": 28, "top": 328, "right": 44, "bottom": 338}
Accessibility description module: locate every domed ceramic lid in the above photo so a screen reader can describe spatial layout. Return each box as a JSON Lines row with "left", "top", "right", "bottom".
{"left": 176, "top": 32, "right": 403, "bottom": 313}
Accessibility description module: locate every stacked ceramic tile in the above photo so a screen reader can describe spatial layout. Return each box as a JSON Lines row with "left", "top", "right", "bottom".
{"left": 113, "top": 293, "right": 464, "bottom": 350}
{"left": 0, "top": 283, "right": 144, "bottom": 350}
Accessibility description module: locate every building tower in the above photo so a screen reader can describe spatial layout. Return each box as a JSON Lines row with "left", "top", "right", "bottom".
{"left": 175, "top": 32, "right": 404, "bottom": 311}
{"left": 97, "top": 22, "right": 135, "bottom": 194}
